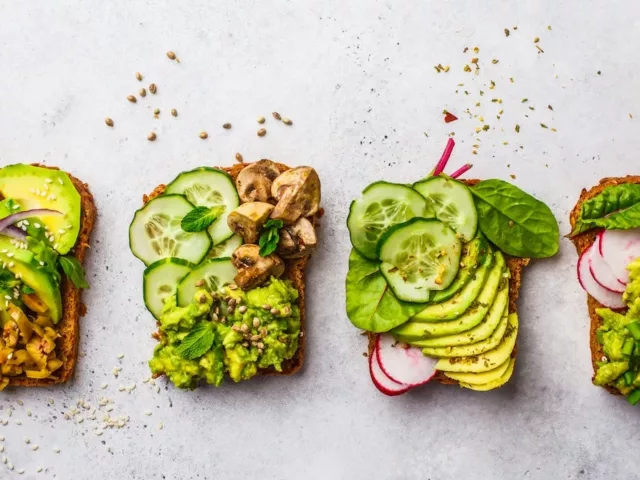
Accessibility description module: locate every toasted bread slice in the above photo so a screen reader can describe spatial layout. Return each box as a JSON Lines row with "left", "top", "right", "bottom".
{"left": 144, "top": 161, "right": 315, "bottom": 377}
{"left": 9, "top": 165, "right": 97, "bottom": 387}
{"left": 366, "top": 179, "right": 530, "bottom": 387}
{"left": 569, "top": 175, "right": 640, "bottom": 395}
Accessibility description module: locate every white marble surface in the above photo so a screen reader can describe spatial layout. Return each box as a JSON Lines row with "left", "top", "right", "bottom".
{"left": 0, "top": 1, "right": 639, "bottom": 478}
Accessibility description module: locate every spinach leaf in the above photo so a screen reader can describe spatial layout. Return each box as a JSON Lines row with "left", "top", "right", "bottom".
{"left": 345, "top": 249, "right": 426, "bottom": 332}
{"left": 571, "top": 184, "right": 640, "bottom": 236}
{"left": 470, "top": 179, "right": 559, "bottom": 258}
{"left": 176, "top": 322, "right": 215, "bottom": 359}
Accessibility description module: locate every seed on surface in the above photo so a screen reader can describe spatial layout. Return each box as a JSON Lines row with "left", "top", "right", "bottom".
{"left": 534, "top": 37, "right": 540, "bottom": 43}
{"left": 272, "top": 112, "right": 281, "bottom": 120}
{"left": 136, "top": 72, "right": 143, "bottom": 81}
{"left": 282, "top": 117, "right": 293, "bottom": 125}
{"left": 235, "top": 153, "right": 244, "bottom": 163}
{"left": 252, "top": 317, "right": 260, "bottom": 327}
{"left": 166, "top": 51, "right": 177, "bottom": 60}
{"left": 171, "top": 109, "right": 178, "bottom": 117}
{"left": 257, "top": 116, "right": 266, "bottom": 124}
{"left": 222, "top": 123, "right": 232, "bottom": 129}
{"left": 199, "top": 131, "right": 208, "bottom": 139}
{"left": 149, "top": 83, "right": 157, "bottom": 94}
{"left": 262, "top": 304, "right": 272, "bottom": 310}
{"left": 198, "top": 294, "right": 207, "bottom": 304}
{"left": 239, "top": 305, "right": 247, "bottom": 313}
{"left": 257, "top": 342, "right": 264, "bottom": 349}
{"left": 147, "top": 132, "right": 157, "bottom": 141}
{"left": 240, "top": 324, "right": 249, "bottom": 333}
{"left": 105, "top": 118, "right": 114, "bottom": 127}
{"left": 139, "top": 88, "right": 147, "bottom": 97}
{"left": 257, "top": 128, "right": 266, "bottom": 137}
{"left": 127, "top": 95, "right": 137, "bottom": 103}
{"left": 270, "top": 308, "right": 279, "bottom": 315}
{"left": 195, "top": 279, "right": 205, "bottom": 287}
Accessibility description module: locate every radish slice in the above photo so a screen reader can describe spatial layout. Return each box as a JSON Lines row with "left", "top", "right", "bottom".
{"left": 600, "top": 228, "right": 640, "bottom": 285}
{"left": 589, "top": 233, "right": 626, "bottom": 293}
{"left": 376, "top": 333, "right": 438, "bottom": 386}
{"left": 369, "top": 348, "right": 411, "bottom": 396}
{"left": 577, "top": 245, "right": 626, "bottom": 309}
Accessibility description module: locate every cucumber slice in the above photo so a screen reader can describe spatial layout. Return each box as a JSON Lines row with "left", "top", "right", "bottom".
{"left": 381, "top": 262, "right": 431, "bottom": 303}
{"left": 347, "top": 181, "right": 432, "bottom": 260}
{"left": 413, "top": 176, "right": 478, "bottom": 242}
{"left": 130, "top": 194, "right": 212, "bottom": 266}
{"left": 177, "top": 258, "right": 237, "bottom": 307}
{"left": 143, "top": 258, "right": 194, "bottom": 319}
{"left": 378, "top": 218, "right": 462, "bottom": 297}
{"left": 165, "top": 167, "right": 239, "bottom": 246}
{"left": 207, "top": 235, "right": 242, "bottom": 259}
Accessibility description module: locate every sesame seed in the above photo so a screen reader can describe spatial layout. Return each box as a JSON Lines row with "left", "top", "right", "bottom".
{"left": 53, "top": 447, "right": 60, "bottom": 453}
{"left": 6, "top": 252, "right": 13, "bottom": 257}
{"left": 101, "top": 383, "right": 108, "bottom": 389}
{"left": 24, "top": 437, "right": 30, "bottom": 444}
{"left": 144, "top": 410, "right": 152, "bottom": 416}
{"left": 12, "top": 204, "right": 19, "bottom": 210}
{"left": 34, "top": 223, "right": 40, "bottom": 228}
{"left": 117, "top": 353, "right": 124, "bottom": 359}
{"left": 31, "top": 445, "right": 39, "bottom": 451}
{"left": 18, "top": 468, "right": 25, "bottom": 474}
{"left": 37, "top": 467, "right": 43, "bottom": 472}
{"left": 8, "top": 262, "right": 14, "bottom": 268}
{"left": 58, "top": 178, "right": 64, "bottom": 185}
{"left": 158, "top": 422, "right": 163, "bottom": 430}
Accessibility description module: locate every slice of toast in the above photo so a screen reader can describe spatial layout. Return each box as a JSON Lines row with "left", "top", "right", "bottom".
{"left": 569, "top": 175, "right": 640, "bottom": 395}
{"left": 366, "top": 179, "right": 530, "bottom": 387}
{"left": 9, "top": 165, "right": 97, "bottom": 387}
{"left": 144, "top": 161, "right": 314, "bottom": 377}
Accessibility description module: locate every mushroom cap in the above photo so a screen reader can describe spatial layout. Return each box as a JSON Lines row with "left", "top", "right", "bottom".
{"left": 231, "top": 244, "right": 285, "bottom": 290}
{"left": 227, "top": 202, "right": 274, "bottom": 244}
{"left": 277, "top": 217, "right": 317, "bottom": 259}
{"left": 235, "top": 160, "right": 281, "bottom": 204}
{"left": 270, "top": 167, "right": 321, "bottom": 224}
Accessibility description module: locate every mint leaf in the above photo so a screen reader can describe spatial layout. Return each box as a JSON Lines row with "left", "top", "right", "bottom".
{"left": 59, "top": 256, "right": 89, "bottom": 289}
{"left": 258, "top": 219, "right": 283, "bottom": 256}
{"left": 176, "top": 322, "right": 215, "bottom": 359}
{"left": 181, "top": 206, "right": 225, "bottom": 233}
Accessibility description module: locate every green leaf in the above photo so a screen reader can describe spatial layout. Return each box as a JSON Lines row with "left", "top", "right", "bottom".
{"left": 58, "top": 256, "right": 89, "bottom": 289}
{"left": 470, "top": 179, "right": 559, "bottom": 258}
{"left": 181, "top": 206, "right": 225, "bottom": 233}
{"left": 258, "top": 219, "right": 283, "bottom": 257}
{"left": 571, "top": 184, "right": 640, "bottom": 236}
{"left": 345, "top": 249, "right": 426, "bottom": 332}
{"left": 176, "top": 322, "right": 215, "bottom": 359}
{"left": 28, "top": 238, "right": 60, "bottom": 285}
{"left": 21, "top": 285, "right": 35, "bottom": 294}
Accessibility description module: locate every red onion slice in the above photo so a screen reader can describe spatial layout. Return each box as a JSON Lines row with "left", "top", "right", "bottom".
{"left": 0, "top": 209, "right": 63, "bottom": 234}
{"left": 1, "top": 226, "right": 27, "bottom": 241}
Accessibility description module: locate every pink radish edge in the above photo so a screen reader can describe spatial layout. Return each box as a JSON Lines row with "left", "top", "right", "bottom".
{"left": 432, "top": 138, "right": 456, "bottom": 176}
{"left": 376, "top": 333, "right": 438, "bottom": 387}
{"left": 599, "top": 228, "right": 640, "bottom": 286}
{"left": 588, "top": 234, "right": 626, "bottom": 293}
{"left": 577, "top": 245, "right": 626, "bottom": 310}
{"left": 369, "top": 347, "right": 411, "bottom": 396}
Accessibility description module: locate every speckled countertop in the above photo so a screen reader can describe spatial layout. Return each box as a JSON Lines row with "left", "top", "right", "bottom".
{"left": 0, "top": 1, "right": 638, "bottom": 479}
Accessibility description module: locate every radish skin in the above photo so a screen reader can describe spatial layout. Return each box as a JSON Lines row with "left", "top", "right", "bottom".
{"left": 376, "top": 333, "right": 438, "bottom": 386}
{"left": 577, "top": 244, "right": 626, "bottom": 309}
{"left": 589, "top": 234, "right": 626, "bottom": 293}
{"left": 369, "top": 348, "right": 411, "bottom": 396}
{"left": 600, "top": 228, "right": 640, "bottom": 285}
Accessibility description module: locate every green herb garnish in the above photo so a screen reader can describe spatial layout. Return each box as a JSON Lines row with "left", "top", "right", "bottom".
{"left": 258, "top": 219, "right": 283, "bottom": 257}
{"left": 58, "top": 256, "right": 89, "bottom": 289}
{"left": 181, "top": 206, "right": 225, "bottom": 233}
{"left": 176, "top": 322, "right": 216, "bottom": 359}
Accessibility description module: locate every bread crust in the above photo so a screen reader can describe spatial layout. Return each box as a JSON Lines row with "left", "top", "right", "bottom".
{"left": 144, "top": 161, "right": 315, "bottom": 377}
{"left": 569, "top": 175, "right": 640, "bottom": 396}
{"left": 9, "top": 165, "right": 96, "bottom": 387}
{"left": 366, "top": 179, "right": 529, "bottom": 387}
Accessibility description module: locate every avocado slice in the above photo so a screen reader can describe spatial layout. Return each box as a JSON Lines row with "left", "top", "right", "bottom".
{"left": 411, "top": 285, "right": 509, "bottom": 348}
{"left": 458, "top": 358, "right": 516, "bottom": 391}
{"left": 0, "top": 165, "right": 81, "bottom": 254}
{"left": 0, "top": 239, "right": 61, "bottom": 323}
{"left": 430, "top": 235, "right": 491, "bottom": 303}
{"left": 435, "top": 313, "right": 519, "bottom": 373}
{"left": 413, "top": 251, "right": 502, "bottom": 322}
{"left": 421, "top": 308, "right": 509, "bottom": 357}
{"left": 443, "top": 357, "right": 511, "bottom": 385}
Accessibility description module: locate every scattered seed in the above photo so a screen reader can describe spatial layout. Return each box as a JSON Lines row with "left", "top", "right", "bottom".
{"left": 199, "top": 131, "right": 208, "bottom": 139}
{"left": 171, "top": 109, "right": 178, "bottom": 117}
{"left": 463, "top": 65, "right": 471, "bottom": 72}
{"left": 136, "top": 72, "right": 143, "bottom": 81}
{"left": 534, "top": 37, "right": 540, "bottom": 43}
{"left": 540, "top": 123, "right": 548, "bottom": 129}
{"left": 257, "top": 116, "right": 266, "bottom": 124}
{"left": 195, "top": 279, "right": 205, "bottom": 287}
{"left": 149, "top": 83, "right": 157, "bottom": 94}
{"left": 166, "top": 51, "right": 177, "bottom": 60}
{"left": 139, "top": 88, "right": 147, "bottom": 97}
{"left": 222, "top": 123, "right": 232, "bottom": 129}
{"left": 515, "top": 125, "right": 521, "bottom": 133}
{"left": 105, "top": 118, "right": 114, "bottom": 127}
{"left": 127, "top": 95, "right": 137, "bottom": 103}
{"left": 257, "top": 128, "right": 267, "bottom": 137}
{"left": 272, "top": 112, "right": 282, "bottom": 120}
{"left": 548, "top": 105, "right": 554, "bottom": 111}
{"left": 235, "top": 153, "right": 244, "bottom": 163}
{"left": 547, "top": 25, "right": 552, "bottom": 31}
{"left": 443, "top": 65, "right": 450, "bottom": 72}
{"left": 147, "top": 132, "right": 157, "bottom": 141}
{"left": 117, "top": 353, "right": 124, "bottom": 359}
{"left": 282, "top": 117, "right": 293, "bottom": 126}
{"left": 253, "top": 317, "right": 260, "bottom": 327}
{"left": 144, "top": 410, "right": 152, "bottom": 416}
{"left": 504, "top": 28, "right": 510, "bottom": 37}
{"left": 492, "top": 59, "right": 499, "bottom": 64}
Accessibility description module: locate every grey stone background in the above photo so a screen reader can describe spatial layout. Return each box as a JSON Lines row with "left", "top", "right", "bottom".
{"left": 0, "top": 0, "right": 638, "bottom": 478}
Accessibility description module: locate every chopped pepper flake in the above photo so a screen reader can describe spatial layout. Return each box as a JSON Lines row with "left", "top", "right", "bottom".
{"left": 473, "top": 47, "right": 480, "bottom": 54}
{"left": 444, "top": 112, "right": 458, "bottom": 123}
{"left": 482, "top": 125, "right": 490, "bottom": 131}
{"left": 540, "top": 123, "right": 548, "bottom": 129}
{"left": 534, "top": 37, "right": 540, "bottom": 43}
{"left": 515, "top": 125, "right": 521, "bottom": 133}
{"left": 547, "top": 25, "right": 552, "bottom": 31}
{"left": 463, "top": 47, "right": 469, "bottom": 53}
{"left": 492, "top": 59, "right": 499, "bottom": 64}
{"left": 464, "top": 65, "right": 472, "bottom": 72}
{"left": 504, "top": 28, "right": 510, "bottom": 37}
{"left": 548, "top": 105, "right": 553, "bottom": 111}
{"left": 510, "top": 77, "right": 515, "bottom": 83}
{"left": 536, "top": 45, "right": 544, "bottom": 54}
{"left": 521, "top": 98, "right": 528, "bottom": 103}
{"left": 471, "top": 57, "right": 479, "bottom": 64}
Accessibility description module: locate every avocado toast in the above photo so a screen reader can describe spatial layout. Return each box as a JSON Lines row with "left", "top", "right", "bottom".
{"left": 346, "top": 140, "right": 559, "bottom": 395}
{"left": 0, "top": 164, "right": 95, "bottom": 388}
{"left": 569, "top": 176, "right": 640, "bottom": 401}
{"left": 130, "top": 160, "right": 320, "bottom": 389}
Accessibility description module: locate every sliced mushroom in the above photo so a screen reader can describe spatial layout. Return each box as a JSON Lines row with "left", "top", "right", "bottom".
{"left": 277, "top": 217, "right": 317, "bottom": 258}
{"left": 270, "top": 167, "right": 321, "bottom": 224}
{"left": 232, "top": 244, "right": 285, "bottom": 290}
{"left": 227, "top": 202, "right": 274, "bottom": 244}
{"left": 235, "top": 160, "right": 281, "bottom": 204}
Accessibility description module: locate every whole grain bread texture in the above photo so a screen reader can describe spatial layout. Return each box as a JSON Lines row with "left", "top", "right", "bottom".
{"left": 9, "top": 165, "right": 97, "bottom": 387}
{"left": 569, "top": 175, "right": 640, "bottom": 395}
{"left": 366, "top": 179, "right": 530, "bottom": 386}
{"left": 144, "top": 161, "right": 315, "bottom": 377}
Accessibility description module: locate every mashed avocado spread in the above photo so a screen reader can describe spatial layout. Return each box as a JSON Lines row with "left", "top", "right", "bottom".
{"left": 149, "top": 277, "right": 300, "bottom": 389}
{"left": 594, "top": 258, "right": 640, "bottom": 403}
